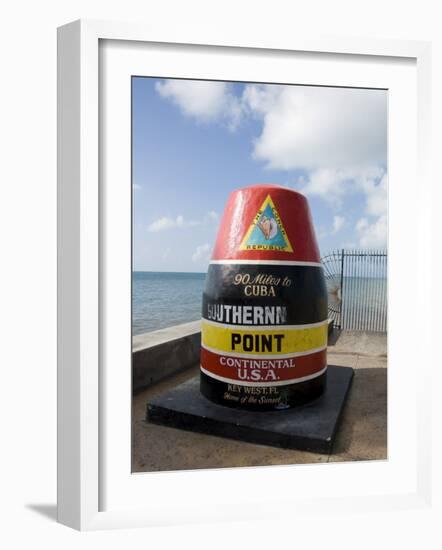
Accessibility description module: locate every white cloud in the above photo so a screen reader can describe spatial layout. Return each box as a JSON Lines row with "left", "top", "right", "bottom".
{"left": 242, "top": 84, "right": 280, "bottom": 115}
{"left": 243, "top": 84, "right": 387, "bottom": 171}
{"left": 243, "top": 84, "right": 387, "bottom": 223}
{"left": 147, "top": 209, "right": 220, "bottom": 233}
{"left": 155, "top": 80, "right": 243, "bottom": 130}
{"left": 341, "top": 241, "right": 356, "bottom": 249}
{"left": 295, "top": 166, "right": 386, "bottom": 209}
{"left": 300, "top": 165, "right": 383, "bottom": 212}
{"left": 154, "top": 81, "right": 388, "bottom": 248}
{"left": 356, "top": 215, "right": 387, "bottom": 247}
{"left": 155, "top": 81, "right": 387, "bottom": 186}
{"left": 354, "top": 173, "right": 388, "bottom": 248}
{"left": 205, "top": 210, "right": 219, "bottom": 223}
{"left": 147, "top": 215, "right": 199, "bottom": 233}
{"left": 192, "top": 243, "right": 211, "bottom": 263}
{"left": 332, "top": 215, "right": 345, "bottom": 233}
{"left": 296, "top": 168, "right": 352, "bottom": 204}
{"left": 363, "top": 173, "right": 388, "bottom": 217}
{"left": 155, "top": 80, "right": 386, "bottom": 176}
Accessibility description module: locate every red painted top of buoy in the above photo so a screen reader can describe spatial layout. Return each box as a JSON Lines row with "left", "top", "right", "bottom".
{"left": 211, "top": 184, "right": 321, "bottom": 262}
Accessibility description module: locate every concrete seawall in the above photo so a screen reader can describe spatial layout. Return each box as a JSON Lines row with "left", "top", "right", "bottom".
{"left": 133, "top": 320, "right": 201, "bottom": 393}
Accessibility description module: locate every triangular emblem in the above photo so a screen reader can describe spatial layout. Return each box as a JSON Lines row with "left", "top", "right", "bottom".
{"left": 239, "top": 195, "right": 293, "bottom": 252}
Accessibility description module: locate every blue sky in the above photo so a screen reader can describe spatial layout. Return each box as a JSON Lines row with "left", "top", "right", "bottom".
{"left": 132, "top": 77, "right": 387, "bottom": 272}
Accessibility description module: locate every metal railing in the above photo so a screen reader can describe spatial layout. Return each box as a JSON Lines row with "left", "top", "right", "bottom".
{"left": 321, "top": 249, "right": 387, "bottom": 332}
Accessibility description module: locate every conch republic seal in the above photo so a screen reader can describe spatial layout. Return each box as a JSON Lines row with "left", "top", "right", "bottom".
{"left": 200, "top": 184, "right": 328, "bottom": 410}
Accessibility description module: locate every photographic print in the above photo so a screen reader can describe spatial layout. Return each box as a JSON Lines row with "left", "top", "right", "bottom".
{"left": 131, "top": 77, "right": 387, "bottom": 472}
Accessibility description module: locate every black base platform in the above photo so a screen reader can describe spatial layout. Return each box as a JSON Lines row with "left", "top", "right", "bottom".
{"left": 146, "top": 365, "right": 354, "bottom": 454}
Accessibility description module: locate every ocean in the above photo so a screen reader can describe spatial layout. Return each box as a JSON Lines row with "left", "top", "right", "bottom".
{"left": 132, "top": 271, "right": 206, "bottom": 335}
{"left": 339, "top": 276, "right": 387, "bottom": 330}
{"left": 133, "top": 271, "right": 388, "bottom": 335}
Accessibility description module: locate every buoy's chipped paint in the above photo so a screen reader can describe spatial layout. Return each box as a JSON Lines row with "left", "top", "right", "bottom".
{"left": 239, "top": 195, "right": 293, "bottom": 252}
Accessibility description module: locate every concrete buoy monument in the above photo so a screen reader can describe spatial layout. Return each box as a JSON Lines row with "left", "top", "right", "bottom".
{"left": 147, "top": 184, "right": 354, "bottom": 453}
{"left": 200, "top": 184, "right": 328, "bottom": 410}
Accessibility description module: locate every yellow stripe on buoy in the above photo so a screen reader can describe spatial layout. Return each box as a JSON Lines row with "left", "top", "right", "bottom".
{"left": 201, "top": 320, "right": 328, "bottom": 355}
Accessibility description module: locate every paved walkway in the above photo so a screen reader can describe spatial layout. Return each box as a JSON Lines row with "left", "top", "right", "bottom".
{"left": 132, "top": 331, "right": 387, "bottom": 472}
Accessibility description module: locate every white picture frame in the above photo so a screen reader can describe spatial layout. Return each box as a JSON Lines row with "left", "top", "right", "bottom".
{"left": 57, "top": 19, "right": 432, "bottom": 531}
